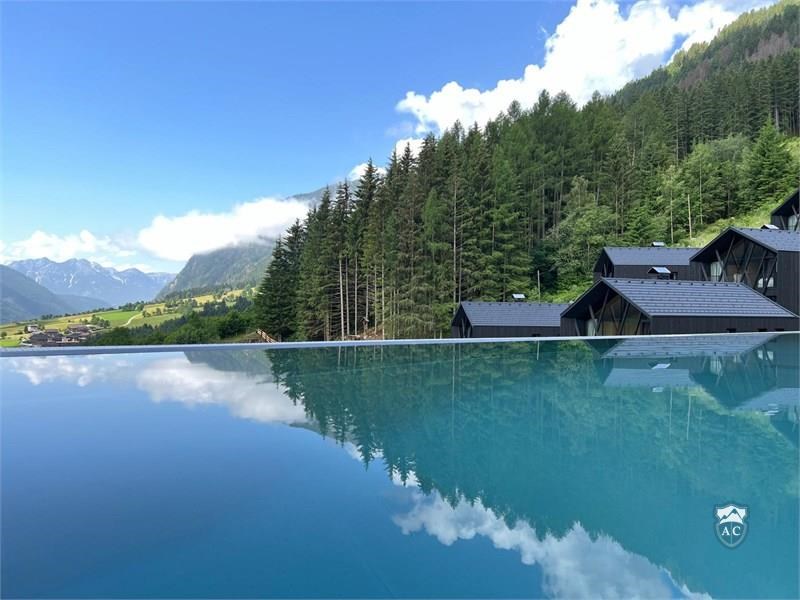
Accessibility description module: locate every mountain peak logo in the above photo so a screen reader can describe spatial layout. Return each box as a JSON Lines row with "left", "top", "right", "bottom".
{"left": 715, "top": 503, "right": 749, "bottom": 548}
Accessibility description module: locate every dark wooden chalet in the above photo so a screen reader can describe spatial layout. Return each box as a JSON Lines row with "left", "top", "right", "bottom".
{"left": 451, "top": 301, "right": 568, "bottom": 338}
{"left": 593, "top": 246, "right": 699, "bottom": 281}
{"left": 771, "top": 188, "right": 799, "bottom": 231}
{"left": 689, "top": 227, "right": 800, "bottom": 315}
{"left": 560, "top": 278, "right": 799, "bottom": 336}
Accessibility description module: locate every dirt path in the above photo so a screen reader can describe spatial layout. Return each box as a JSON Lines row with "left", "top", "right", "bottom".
{"left": 123, "top": 313, "right": 142, "bottom": 327}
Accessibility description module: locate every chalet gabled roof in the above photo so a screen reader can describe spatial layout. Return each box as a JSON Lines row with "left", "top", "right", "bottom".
{"left": 771, "top": 187, "right": 799, "bottom": 217}
{"left": 455, "top": 301, "right": 569, "bottom": 328}
{"left": 596, "top": 246, "right": 699, "bottom": 269}
{"left": 735, "top": 388, "right": 800, "bottom": 412}
{"left": 562, "top": 278, "right": 798, "bottom": 320}
{"left": 691, "top": 227, "right": 800, "bottom": 261}
{"left": 731, "top": 227, "right": 800, "bottom": 252}
{"left": 603, "top": 367, "right": 695, "bottom": 389}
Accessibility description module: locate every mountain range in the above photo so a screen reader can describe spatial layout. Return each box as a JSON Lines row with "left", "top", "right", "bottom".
{"left": 8, "top": 258, "right": 174, "bottom": 308}
{"left": 0, "top": 265, "right": 111, "bottom": 323}
{"left": 3, "top": 184, "right": 354, "bottom": 316}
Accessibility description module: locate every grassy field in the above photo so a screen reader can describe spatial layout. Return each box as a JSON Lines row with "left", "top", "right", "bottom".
{"left": 0, "top": 288, "right": 253, "bottom": 348}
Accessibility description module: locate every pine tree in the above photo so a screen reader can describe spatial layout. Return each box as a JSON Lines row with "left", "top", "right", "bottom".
{"left": 743, "top": 120, "right": 797, "bottom": 209}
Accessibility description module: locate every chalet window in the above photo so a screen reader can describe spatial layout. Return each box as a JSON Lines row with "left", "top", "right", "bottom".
{"left": 789, "top": 214, "right": 798, "bottom": 230}
{"left": 710, "top": 261, "right": 722, "bottom": 281}
{"left": 587, "top": 318, "right": 598, "bottom": 336}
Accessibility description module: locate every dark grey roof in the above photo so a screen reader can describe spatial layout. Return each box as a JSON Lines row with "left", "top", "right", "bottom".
{"left": 600, "top": 333, "right": 779, "bottom": 359}
{"left": 603, "top": 278, "right": 798, "bottom": 318}
{"left": 603, "top": 367, "right": 695, "bottom": 389}
{"left": 771, "top": 188, "right": 798, "bottom": 216}
{"left": 735, "top": 388, "right": 800, "bottom": 412}
{"left": 732, "top": 227, "right": 800, "bottom": 252}
{"left": 456, "top": 301, "right": 569, "bottom": 328}
{"left": 601, "top": 246, "right": 699, "bottom": 266}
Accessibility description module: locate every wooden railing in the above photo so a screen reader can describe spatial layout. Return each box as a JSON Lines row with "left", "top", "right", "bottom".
{"left": 255, "top": 329, "right": 279, "bottom": 343}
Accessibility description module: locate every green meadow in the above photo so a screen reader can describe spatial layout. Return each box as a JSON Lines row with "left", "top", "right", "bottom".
{"left": 0, "top": 288, "right": 251, "bottom": 348}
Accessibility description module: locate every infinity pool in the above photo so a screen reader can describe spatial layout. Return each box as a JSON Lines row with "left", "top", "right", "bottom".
{"left": 2, "top": 334, "right": 798, "bottom": 598}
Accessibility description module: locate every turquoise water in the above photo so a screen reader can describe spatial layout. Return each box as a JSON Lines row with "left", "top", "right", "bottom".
{"left": 1, "top": 334, "right": 798, "bottom": 598}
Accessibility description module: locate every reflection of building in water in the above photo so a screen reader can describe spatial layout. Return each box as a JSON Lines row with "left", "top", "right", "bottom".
{"left": 594, "top": 334, "right": 799, "bottom": 446}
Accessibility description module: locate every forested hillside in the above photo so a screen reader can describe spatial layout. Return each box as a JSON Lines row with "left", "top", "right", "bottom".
{"left": 158, "top": 241, "right": 274, "bottom": 299}
{"left": 256, "top": 0, "right": 800, "bottom": 341}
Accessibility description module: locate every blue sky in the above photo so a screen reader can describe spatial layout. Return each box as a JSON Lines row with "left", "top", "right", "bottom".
{"left": 0, "top": 0, "right": 765, "bottom": 273}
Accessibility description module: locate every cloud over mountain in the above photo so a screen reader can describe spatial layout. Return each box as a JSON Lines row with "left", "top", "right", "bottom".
{"left": 136, "top": 196, "right": 310, "bottom": 262}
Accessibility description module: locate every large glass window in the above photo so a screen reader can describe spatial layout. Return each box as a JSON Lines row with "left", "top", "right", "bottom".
{"left": 710, "top": 237, "right": 777, "bottom": 290}
{"left": 587, "top": 293, "right": 645, "bottom": 336}
{"left": 710, "top": 261, "right": 722, "bottom": 281}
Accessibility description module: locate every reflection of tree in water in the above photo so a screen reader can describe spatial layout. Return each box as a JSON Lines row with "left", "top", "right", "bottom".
{"left": 265, "top": 338, "right": 799, "bottom": 599}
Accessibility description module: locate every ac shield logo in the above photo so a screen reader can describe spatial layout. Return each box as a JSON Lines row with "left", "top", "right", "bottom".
{"left": 715, "top": 503, "right": 749, "bottom": 548}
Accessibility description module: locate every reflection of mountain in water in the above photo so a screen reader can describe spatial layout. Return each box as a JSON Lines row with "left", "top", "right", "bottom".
{"left": 260, "top": 336, "right": 798, "bottom": 599}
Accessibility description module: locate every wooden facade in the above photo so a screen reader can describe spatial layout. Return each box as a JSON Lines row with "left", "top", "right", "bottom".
{"left": 771, "top": 188, "right": 799, "bottom": 231}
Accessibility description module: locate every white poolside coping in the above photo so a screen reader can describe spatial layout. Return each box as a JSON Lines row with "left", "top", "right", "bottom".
{"left": 0, "top": 330, "right": 796, "bottom": 358}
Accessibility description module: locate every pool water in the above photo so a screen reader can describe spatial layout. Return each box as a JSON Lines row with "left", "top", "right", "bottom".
{"left": 1, "top": 334, "right": 798, "bottom": 598}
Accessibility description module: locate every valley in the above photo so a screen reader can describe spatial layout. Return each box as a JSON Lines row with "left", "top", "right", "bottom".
{"left": 0, "top": 288, "right": 253, "bottom": 347}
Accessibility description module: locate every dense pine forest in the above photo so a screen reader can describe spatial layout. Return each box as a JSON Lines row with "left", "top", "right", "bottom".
{"left": 255, "top": 0, "right": 800, "bottom": 341}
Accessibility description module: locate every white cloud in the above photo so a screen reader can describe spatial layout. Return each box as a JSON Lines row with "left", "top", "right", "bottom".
{"left": 393, "top": 137, "right": 425, "bottom": 158}
{"left": 0, "top": 229, "right": 133, "bottom": 264}
{"left": 137, "top": 196, "right": 309, "bottom": 262}
{"left": 396, "top": 0, "right": 761, "bottom": 133}
{"left": 394, "top": 488, "right": 709, "bottom": 599}
{"left": 347, "top": 162, "right": 387, "bottom": 182}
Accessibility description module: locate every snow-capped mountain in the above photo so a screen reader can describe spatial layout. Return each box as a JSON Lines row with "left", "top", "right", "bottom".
{"left": 7, "top": 258, "right": 175, "bottom": 307}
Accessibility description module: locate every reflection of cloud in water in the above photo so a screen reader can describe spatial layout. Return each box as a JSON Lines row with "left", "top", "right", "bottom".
{"left": 342, "top": 441, "right": 384, "bottom": 463}
{"left": 7, "top": 356, "right": 131, "bottom": 387}
{"left": 7, "top": 353, "right": 306, "bottom": 425}
{"left": 392, "top": 486, "right": 707, "bottom": 600}
{"left": 136, "top": 356, "right": 307, "bottom": 425}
